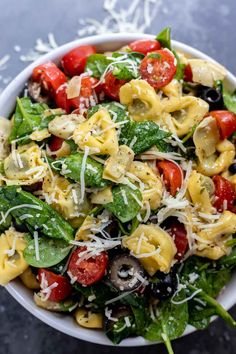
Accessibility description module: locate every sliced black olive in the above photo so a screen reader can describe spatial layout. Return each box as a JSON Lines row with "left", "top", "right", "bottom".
{"left": 108, "top": 254, "right": 145, "bottom": 291}
{"left": 229, "top": 163, "right": 236, "bottom": 174}
{"left": 197, "top": 85, "right": 223, "bottom": 110}
{"left": 149, "top": 270, "right": 178, "bottom": 300}
{"left": 104, "top": 306, "right": 134, "bottom": 344}
{"left": 23, "top": 182, "right": 42, "bottom": 193}
{"left": 28, "top": 79, "right": 51, "bottom": 104}
{"left": 12, "top": 219, "right": 29, "bottom": 233}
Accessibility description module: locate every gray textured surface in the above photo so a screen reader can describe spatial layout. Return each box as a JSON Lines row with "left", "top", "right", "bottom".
{"left": 0, "top": 0, "right": 236, "bottom": 353}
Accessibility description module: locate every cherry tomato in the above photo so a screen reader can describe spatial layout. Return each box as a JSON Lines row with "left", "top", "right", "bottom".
{"left": 213, "top": 175, "right": 235, "bottom": 212}
{"left": 103, "top": 71, "right": 127, "bottom": 101}
{"left": 210, "top": 110, "right": 236, "bottom": 139}
{"left": 32, "top": 62, "right": 67, "bottom": 94}
{"left": 168, "top": 220, "right": 188, "bottom": 260}
{"left": 55, "top": 83, "right": 72, "bottom": 113}
{"left": 157, "top": 161, "right": 183, "bottom": 196}
{"left": 140, "top": 49, "right": 177, "bottom": 89}
{"left": 184, "top": 64, "right": 193, "bottom": 82}
{"left": 38, "top": 269, "right": 72, "bottom": 302}
{"left": 68, "top": 247, "right": 108, "bottom": 286}
{"left": 61, "top": 45, "right": 96, "bottom": 77}
{"left": 48, "top": 136, "right": 64, "bottom": 152}
{"left": 129, "top": 39, "right": 161, "bottom": 55}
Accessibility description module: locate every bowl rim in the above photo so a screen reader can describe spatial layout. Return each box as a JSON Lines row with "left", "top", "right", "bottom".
{"left": 1, "top": 32, "right": 236, "bottom": 346}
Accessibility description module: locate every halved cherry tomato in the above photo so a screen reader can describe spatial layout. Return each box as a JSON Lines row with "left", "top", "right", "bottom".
{"left": 48, "top": 136, "right": 64, "bottom": 152}
{"left": 140, "top": 49, "right": 177, "bottom": 89}
{"left": 103, "top": 71, "right": 127, "bottom": 101}
{"left": 183, "top": 63, "right": 193, "bottom": 82}
{"left": 32, "top": 62, "right": 67, "bottom": 94}
{"left": 157, "top": 161, "right": 183, "bottom": 196}
{"left": 129, "top": 39, "right": 161, "bottom": 55}
{"left": 210, "top": 110, "right": 236, "bottom": 139}
{"left": 68, "top": 247, "right": 108, "bottom": 286}
{"left": 61, "top": 45, "right": 96, "bottom": 77}
{"left": 213, "top": 175, "right": 235, "bottom": 212}
{"left": 55, "top": 76, "right": 101, "bottom": 114}
{"left": 38, "top": 269, "right": 72, "bottom": 302}
{"left": 168, "top": 220, "right": 188, "bottom": 260}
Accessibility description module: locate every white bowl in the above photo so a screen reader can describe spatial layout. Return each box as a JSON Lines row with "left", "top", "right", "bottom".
{"left": 1, "top": 33, "right": 235, "bottom": 346}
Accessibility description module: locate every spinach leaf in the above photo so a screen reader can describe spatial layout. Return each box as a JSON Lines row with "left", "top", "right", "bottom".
{"left": 87, "top": 101, "right": 129, "bottom": 124}
{"left": 105, "top": 185, "right": 142, "bottom": 223}
{"left": 0, "top": 186, "right": 74, "bottom": 242}
{"left": 218, "top": 248, "right": 236, "bottom": 268}
{"left": 9, "top": 97, "right": 63, "bottom": 143}
{"left": 105, "top": 315, "right": 135, "bottom": 344}
{"left": 156, "top": 27, "right": 171, "bottom": 50}
{"left": 145, "top": 289, "right": 188, "bottom": 341}
{"left": 24, "top": 237, "right": 72, "bottom": 267}
{"left": 51, "top": 153, "right": 110, "bottom": 189}
{"left": 74, "top": 281, "right": 116, "bottom": 307}
{"left": 173, "top": 50, "right": 185, "bottom": 81}
{"left": 188, "top": 299, "right": 215, "bottom": 330}
{"left": 223, "top": 88, "right": 236, "bottom": 114}
{"left": 111, "top": 52, "right": 144, "bottom": 80}
{"left": 119, "top": 121, "right": 170, "bottom": 155}
{"left": 0, "top": 197, "right": 11, "bottom": 233}
{"left": 131, "top": 304, "right": 150, "bottom": 336}
{"left": 85, "top": 54, "right": 112, "bottom": 78}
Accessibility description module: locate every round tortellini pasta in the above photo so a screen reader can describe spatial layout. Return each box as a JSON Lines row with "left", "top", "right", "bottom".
{"left": 75, "top": 308, "right": 103, "bottom": 328}
{"left": 30, "top": 128, "right": 51, "bottom": 141}
{"left": 73, "top": 109, "right": 119, "bottom": 155}
{"left": 48, "top": 114, "right": 85, "bottom": 139}
{"left": 128, "top": 161, "right": 163, "bottom": 210}
{"left": 0, "top": 116, "right": 11, "bottom": 160}
{"left": 161, "top": 79, "right": 182, "bottom": 98}
{"left": 122, "top": 224, "right": 177, "bottom": 275}
{"left": 20, "top": 267, "right": 40, "bottom": 290}
{"left": 3, "top": 142, "right": 47, "bottom": 185}
{"left": 161, "top": 96, "right": 209, "bottom": 136}
{"left": 42, "top": 171, "right": 90, "bottom": 221}
{"left": 188, "top": 59, "right": 227, "bottom": 87}
{"left": 193, "top": 117, "right": 235, "bottom": 176}
{"left": 0, "top": 227, "right": 28, "bottom": 285}
{"left": 196, "top": 211, "right": 236, "bottom": 260}
{"left": 119, "top": 79, "right": 162, "bottom": 121}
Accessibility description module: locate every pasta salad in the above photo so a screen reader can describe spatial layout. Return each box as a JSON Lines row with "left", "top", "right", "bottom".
{"left": 0, "top": 28, "right": 236, "bottom": 352}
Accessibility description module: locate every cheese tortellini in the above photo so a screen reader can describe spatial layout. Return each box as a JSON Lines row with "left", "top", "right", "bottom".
{"left": 187, "top": 170, "right": 215, "bottom": 213}
{"left": 3, "top": 142, "right": 47, "bottom": 185}
{"left": 0, "top": 116, "right": 11, "bottom": 160}
{"left": 103, "top": 145, "right": 134, "bottom": 183}
{"left": 42, "top": 171, "right": 90, "bottom": 221}
{"left": 48, "top": 114, "right": 85, "bottom": 139}
{"left": 0, "top": 227, "right": 28, "bottom": 285}
{"left": 122, "top": 224, "right": 177, "bottom": 275}
{"left": 75, "top": 215, "right": 101, "bottom": 241}
{"left": 188, "top": 59, "right": 227, "bottom": 87}
{"left": 161, "top": 79, "right": 182, "bottom": 98}
{"left": 128, "top": 161, "right": 163, "bottom": 210}
{"left": 196, "top": 211, "right": 236, "bottom": 260}
{"left": 73, "top": 109, "right": 119, "bottom": 155}
{"left": 75, "top": 308, "right": 103, "bottom": 328}
{"left": 119, "top": 79, "right": 162, "bottom": 121}
{"left": 162, "top": 96, "right": 209, "bottom": 136}
{"left": 193, "top": 117, "right": 235, "bottom": 176}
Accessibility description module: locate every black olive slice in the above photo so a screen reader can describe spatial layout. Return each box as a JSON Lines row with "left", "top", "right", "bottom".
{"left": 108, "top": 254, "right": 145, "bottom": 291}
{"left": 229, "top": 163, "right": 236, "bottom": 174}
{"left": 197, "top": 85, "right": 223, "bottom": 110}
{"left": 150, "top": 270, "right": 178, "bottom": 300}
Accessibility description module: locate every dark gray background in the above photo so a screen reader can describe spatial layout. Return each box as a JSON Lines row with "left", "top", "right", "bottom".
{"left": 0, "top": 0, "right": 236, "bottom": 353}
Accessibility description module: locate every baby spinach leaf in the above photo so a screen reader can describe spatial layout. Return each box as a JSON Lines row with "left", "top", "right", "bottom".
{"left": 131, "top": 304, "right": 150, "bottom": 336}
{"left": 223, "top": 88, "right": 236, "bottom": 114}
{"left": 74, "top": 281, "right": 116, "bottom": 307}
{"left": 119, "top": 121, "right": 170, "bottom": 155}
{"left": 51, "top": 153, "right": 110, "bottom": 188}
{"left": 0, "top": 197, "right": 11, "bottom": 233}
{"left": 111, "top": 52, "right": 144, "bottom": 80}
{"left": 85, "top": 54, "right": 112, "bottom": 78}
{"left": 24, "top": 237, "right": 72, "bottom": 268}
{"left": 105, "top": 185, "right": 142, "bottom": 223}
{"left": 218, "top": 248, "right": 236, "bottom": 268}
{"left": 105, "top": 314, "right": 135, "bottom": 344}
{"left": 145, "top": 289, "right": 188, "bottom": 341}
{"left": 172, "top": 50, "right": 185, "bottom": 81}
{"left": 87, "top": 101, "right": 129, "bottom": 123}
{"left": 0, "top": 186, "right": 74, "bottom": 242}
{"left": 188, "top": 299, "right": 215, "bottom": 330}
{"left": 156, "top": 27, "right": 171, "bottom": 50}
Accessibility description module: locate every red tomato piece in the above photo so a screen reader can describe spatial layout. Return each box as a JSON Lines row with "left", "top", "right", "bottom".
{"left": 168, "top": 220, "right": 188, "bottom": 260}
{"left": 184, "top": 64, "right": 193, "bottom": 82}
{"left": 55, "top": 83, "right": 72, "bottom": 113}
{"left": 210, "top": 110, "right": 236, "bottom": 139}
{"left": 38, "top": 269, "right": 72, "bottom": 302}
{"left": 48, "top": 136, "right": 64, "bottom": 152}
{"left": 68, "top": 247, "right": 108, "bottom": 286}
{"left": 140, "top": 49, "right": 177, "bottom": 89}
{"left": 129, "top": 39, "right": 161, "bottom": 55}
{"left": 32, "top": 62, "right": 67, "bottom": 94}
{"left": 61, "top": 45, "right": 96, "bottom": 77}
{"left": 103, "top": 71, "right": 127, "bottom": 101}
{"left": 157, "top": 161, "right": 183, "bottom": 196}
{"left": 213, "top": 175, "right": 235, "bottom": 212}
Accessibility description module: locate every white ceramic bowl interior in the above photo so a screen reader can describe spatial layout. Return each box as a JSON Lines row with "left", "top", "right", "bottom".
{"left": 1, "top": 33, "right": 236, "bottom": 346}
